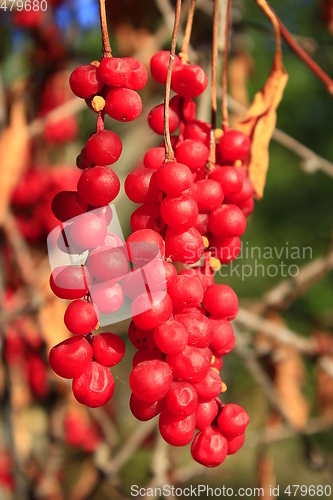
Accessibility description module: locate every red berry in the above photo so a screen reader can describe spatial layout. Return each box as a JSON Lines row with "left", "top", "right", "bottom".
{"left": 209, "top": 318, "right": 235, "bottom": 355}
{"left": 130, "top": 202, "right": 165, "bottom": 233}
{"left": 131, "top": 292, "right": 173, "bottom": 330}
{"left": 175, "top": 313, "right": 213, "bottom": 348}
{"left": 150, "top": 50, "right": 181, "bottom": 84}
{"left": 51, "top": 191, "right": 87, "bottom": 222}
{"left": 77, "top": 166, "right": 120, "bottom": 207}
{"left": 217, "top": 403, "right": 250, "bottom": 437}
{"left": 92, "top": 333, "right": 125, "bottom": 367}
{"left": 195, "top": 400, "right": 219, "bottom": 430}
{"left": 124, "top": 57, "right": 148, "bottom": 90}
{"left": 184, "top": 120, "right": 210, "bottom": 148}
{"left": 50, "top": 265, "right": 92, "bottom": 300}
{"left": 194, "top": 213, "right": 209, "bottom": 235}
{"left": 175, "top": 139, "right": 209, "bottom": 171}
{"left": 89, "top": 282, "right": 124, "bottom": 314}
{"left": 70, "top": 212, "right": 107, "bottom": 249}
{"left": 166, "top": 346, "right": 212, "bottom": 384}
{"left": 153, "top": 318, "right": 188, "bottom": 355}
{"left": 72, "top": 361, "right": 115, "bottom": 408}
{"left": 132, "top": 347, "right": 163, "bottom": 367}
{"left": 159, "top": 408, "right": 196, "bottom": 446}
{"left": 195, "top": 179, "right": 224, "bottom": 212}
{"left": 202, "top": 284, "right": 238, "bottom": 320}
{"left": 224, "top": 177, "right": 253, "bottom": 205}
{"left": 166, "top": 381, "right": 198, "bottom": 416}
{"left": 209, "top": 166, "right": 243, "bottom": 196}
{"left": 156, "top": 162, "right": 193, "bottom": 196}
{"left": 128, "top": 321, "right": 154, "bottom": 350}
{"left": 219, "top": 130, "right": 251, "bottom": 162}
{"left": 165, "top": 226, "right": 204, "bottom": 264}
{"left": 69, "top": 65, "right": 104, "bottom": 99}
{"left": 76, "top": 147, "right": 91, "bottom": 170}
{"left": 125, "top": 169, "right": 161, "bottom": 203}
{"left": 160, "top": 194, "right": 198, "bottom": 231}
{"left": 168, "top": 276, "right": 203, "bottom": 309}
{"left": 129, "top": 360, "right": 173, "bottom": 403}
{"left": 130, "top": 393, "right": 165, "bottom": 421}
{"left": 85, "top": 130, "right": 122, "bottom": 166}
{"left": 171, "top": 64, "right": 208, "bottom": 98}
{"left": 191, "top": 426, "right": 228, "bottom": 467}
{"left": 209, "top": 204, "right": 247, "bottom": 238}
{"left": 98, "top": 57, "right": 147, "bottom": 90}
{"left": 64, "top": 300, "right": 99, "bottom": 335}
{"left": 105, "top": 88, "right": 142, "bottom": 122}
{"left": 209, "top": 236, "right": 241, "bottom": 264}
{"left": 143, "top": 147, "right": 165, "bottom": 170}
{"left": 192, "top": 369, "right": 222, "bottom": 402}
{"left": 148, "top": 103, "right": 180, "bottom": 135}
{"left": 239, "top": 196, "right": 255, "bottom": 217}
{"left": 227, "top": 433, "right": 245, "bottom": 455}
{"left": 126, "top": 229, "right": 165, "bottom": 263}
{"left": 87, "top": 246, "right": 129, "bottom": 282}
{"left": 49, "top": 336, "right": 93, "bottom": 379}
{"left": 179, "top": 266, "right": 214, "bottom": 292}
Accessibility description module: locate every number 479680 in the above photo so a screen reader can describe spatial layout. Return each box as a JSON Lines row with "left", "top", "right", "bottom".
{"left": 0, "top": 1, "right": 47, "bottom": 11}
{"left": 284, "top": 485, "right": 332, "bottom": 497}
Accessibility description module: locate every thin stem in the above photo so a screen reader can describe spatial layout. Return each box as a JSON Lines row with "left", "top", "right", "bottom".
{"left": 222, "top": 0, "right": 232, "bottom": 132}
{"left": 164, "top": 0, "right": 182, "bottom": 163}
{"left": 207, "top": 0, "right": 219, "bottom": 167}
{"left": 264, "top": 2, "right": 333, "bottom": 94}
{"left": 99, "top": 0, "right": 112, "bottom": 58}
{"left": 179, "top": 0, "right": 196, "bottom": 64}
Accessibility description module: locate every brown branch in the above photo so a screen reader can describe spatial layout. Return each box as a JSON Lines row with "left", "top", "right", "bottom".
{"left": 179, "top": 0, "right": 196, "bottom": 64}
{"left": 164, "top": 0, "right": 182, "bottom": 162}
{"left": 207, "top": 0, "right": 219, "bottom": 167}
{"left": 221, "top": 0, "right": 232, "bottom": 132}
{"left": 99, "top": 0, "right": 112, "bottom": 58}
{"left": 264, "top": 1, "right": 333, "bottom": 94}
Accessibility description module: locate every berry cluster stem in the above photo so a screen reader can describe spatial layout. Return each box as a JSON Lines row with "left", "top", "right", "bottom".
{"left": 99, "top": 0, "right": 112, "bottom": 58}
{"left": 179, "top": 0, "right": 196, "bottom": 64}
{"left": 221, "top": 0, "right": 232, "bottom": 133}
{"left": 207, "top": 0, "right": 219, "bottom": 168}
{"left": 164, "top": 0, "right": 182, "bottom": 163}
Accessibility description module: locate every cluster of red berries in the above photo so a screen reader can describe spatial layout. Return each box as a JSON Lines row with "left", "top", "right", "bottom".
{"left": 121, "top": 51, "right": 252, "bottom": 467}
{"left": 48, "top": 54, "right": 147, "bottom": 406}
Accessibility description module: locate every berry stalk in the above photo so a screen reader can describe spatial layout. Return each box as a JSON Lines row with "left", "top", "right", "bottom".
{"left": 178, "top": 0, "right": 196, "bottom": 65}
{"left": 221, "top": 0, "right": 232, "bottom": 133}
{"left": 99, "top": 0, "right": 112, "bottom": 58}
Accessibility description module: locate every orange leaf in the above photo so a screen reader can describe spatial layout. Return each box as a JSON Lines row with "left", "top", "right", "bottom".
{"left": 236, "top": 0, "right": 288, "bottom": 199}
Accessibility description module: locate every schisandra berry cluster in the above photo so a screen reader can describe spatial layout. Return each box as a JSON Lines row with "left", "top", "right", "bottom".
{"left": 123, "top": 50, "right": 253, "bottom": 467}
{"left": 48, "top": 55, "right": 148, "bottom": 407}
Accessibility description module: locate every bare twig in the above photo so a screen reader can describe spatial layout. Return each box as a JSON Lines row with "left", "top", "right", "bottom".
{"left": 179, "top": 0, "right": 196, "bottom": 64}
{"left": 207, "top": 0, "right": 219, "bottom": 167}
{"left": 221, "top": 0, "right": 232, "bottom": 132}
{"left": 99, "top": 0, "right": 112, "bottom": 57}
{"left": 144, "top": 435, "right": 173, "bottom": 500}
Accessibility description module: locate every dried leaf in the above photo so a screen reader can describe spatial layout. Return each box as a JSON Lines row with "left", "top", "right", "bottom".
{"left": 236, "top": 0, "right": 288, "bottom": 199}
{"left": 0, "top": 84, "right": 30, "bottom": 225}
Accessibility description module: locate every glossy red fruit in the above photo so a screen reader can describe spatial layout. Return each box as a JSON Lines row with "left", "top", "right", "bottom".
{"left": 224, "top": 177, "right": 254, "bottom": 205}
{"left": 131, "top": 292, "right": 173, "bottom": 330}
{"left": 171, "top": 64, "right": 208, "bottom": 98}
{"left": 105, "top": 88, "right": 142, "bottom": 122}
{"left": 98, "top": 57, "right": 147, "bottom": 90}
{"left": 159, "top": 409, "right": 196, "bottom": 446}
{"left": 64, "top": 300, "right": 99, "bottom": 335}
{"left": 217, "top": 403, "right": 250, "bottom": 437}
{"left": 209, "top": 204, "right": 247, "bottom": 238}
{"left": 155, "top": 162, "right": 193, "bottom": 197}
{"left": 70, "top": 212, "right": 107, "bottom": 249}
{"left": 209, "top": 318, "right": 236, "bottom": 356}
{"left": 239, "top": 196, "right": 255, "bottom": 217}
{"left": 126, "top": 229, "right": 165, "bottom": 263}
{"left": 69, "top": 65, "right": 104, "bottom": 99}
{"left": 77, "top": 166, "right": 120, "bottom": 207}
{"left": 128, "top": 321, "right": 154, "bottom": 350}
{"left": 194, "top": 213, "right": 209, "bottom": 235}
{"left": 130, "top": 393, "right": 165, "bottom": 421}
{"left": 226, "top": 433, "right": 245, "bottom": 455}
{"left": 87, "top": 246, "right": 129, "bottom": 282}
{"left": 166, "top": 346, "right": 212, "bottom": 384}
{"left": 168, "top": 276, "right": 203, "bottom": 309}
{"left": 143, "top": 147, "right": 165, "bottom": 170}
{"left": 175, "top": 140, "right": 209, "bottom": 171}
{"left": 179, "top": 266, "right": 214, "bottom": 292}
{"left": 195, "top": 399, "right": 219, "bottom": 430}
{"left": 72, "top": 361, "right": 115, "bottom": 408}
{"left": 50, "top": 265, "right": 92, "bottom": 300}
{"left": 150, "top": 50, "right": 181, "bottom": 84}
{"left": 76, "top": 147, "right": 91, "bottom": 170}
{"left": 184, "top": 120, "right": 210, "bottom": 148}
{"left": 85, "top": 130, "right": 122, "bottom": 166}
{"left": 192, "top": 369, "right": 222, "bottom": 402}
{"left": 209, "top": 166, "right": 243, "bottom": 196}
{"left": 124, "top": 57, "right": 148, "bottom": 90}
{"left": 191, "top": 426, "right": 228, "bottom": 467}
{"left": 219, "top": 130, "right": 251, "bottom": 162}
{"left": 165, "top": 226, "right": 204, "bottom": 264}
{"left": 89, "top": 282, "right": 124, "bottom": 314}
{"left": 130, "top": 202, "right": 165, "bottom": 233}
{"left": 121, "top": 258, "right": 168, "bottom": 300}
{"left": 49, "top": 336, "right": 93, "bottom": 379}
{"left": 129, "top": 360, "right": 173, "bottom": 403}
{"left": 160, "top": 195, "right": 198, "bottom": 231}
{"left": 195, "top": 179, "right": 224, "bottom": 212}
{"left": 154, "top": 318, "right": 188, "bottom": 355}
{"left": 51, "top": 191, "right": 87, "bottom": 222}
{"left": 92, "top": 333, "right": 125, "bottom": 367}
{"left": 166, "top": 381, "right": 198, "bottom": 416}
{"left": 148, "top": 103, "right": 180, "bottom": 135}
{"left": 209, "top": 236, "right": 241, "bottom": 264}
{"left": 125, "top": 169, "right": 161, "bottom": 203}
{"left": 175, "top": 313, "right": 213, "bottom": 348}
{"left": 132, "top": 347, "right": 163, "bottom": 367}
{"left": 203, "top": 284, "right": 238, "bottom": 320}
